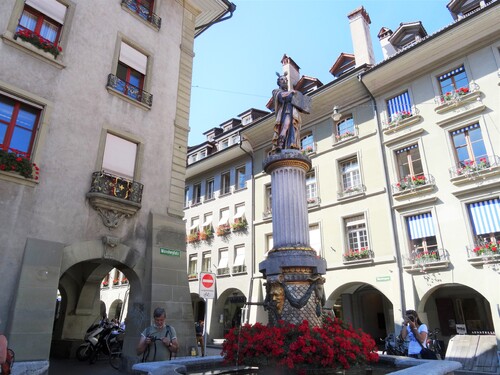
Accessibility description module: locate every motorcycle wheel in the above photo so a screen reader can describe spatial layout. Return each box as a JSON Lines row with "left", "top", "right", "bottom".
{"left": 76, "top": 344, "right": 92, "bottom": 361}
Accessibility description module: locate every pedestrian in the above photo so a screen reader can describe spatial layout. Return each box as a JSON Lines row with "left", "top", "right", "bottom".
{"left": 401, "top": 309, "right": 428, "bottom": 359}
{"left": 195, "top": 320, "right": 205, "bottom": 356}
{"left": 137, "top": 307, "right": 178, "bottom": 362}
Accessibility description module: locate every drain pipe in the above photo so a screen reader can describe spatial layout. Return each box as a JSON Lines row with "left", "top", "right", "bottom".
{"left": 357, "top": 73, "right": 407, "bottom": 322}
{"left": 195, "top": 2, "right": 236, "bottom": 33}
{"left": 238, "top": 134, "right": 256, "bottom": 324}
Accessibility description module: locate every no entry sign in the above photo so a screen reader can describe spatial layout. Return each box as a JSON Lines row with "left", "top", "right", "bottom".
{"left": 199, "top": 272, "right": 216, "bottom": 299}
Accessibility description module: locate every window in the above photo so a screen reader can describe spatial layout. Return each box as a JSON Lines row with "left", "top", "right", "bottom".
{"left": 184, "top": 187, "right": 189, "bottom": 207}
{"left": 218, "top": 207, "right": 230, "bottom": 227}
{"left": 407, "top": 213, "right": 438, "bottom": 255}
{"left": 116, "top": 42, "right": 147, "bottom": 102}
{"left": 301, "top": 133, "right": 314, "bottom": 153}
{"left": 468, "top": 199, "right": 500, "bottom": 244}
{"left": 192, "top": 183, "right": 201, "bottom": 204}
{"left": 386, "top": 91, "right": 412, "bottom": 122}
{"left": 125, "top": 0, "right": 154, "bottom": 21}
{"left": 221, "top": 171, "right": 230, "bottom": 195}
{"left": 265, "top": 184, "right": 272, "bottom": 215}
{"left": 235, "top": 166, "right": 246, "bottom": 190}
{"left": 0, "top": 94, "right": 41, "bottom": 158}
{"left": 335, "top": 116, "right": 355, "bottom": 138}
{"left": 451, "top": 124, "right": 487, "bottom": 167}
{"left": 340, "top": 157, "right": 361, "bottom": 192}
{"left": 309, "top": 224, "right": 321, "bottom": 256}
{"left": 189, "top": 217, "right": 200, "bottom": 234}
{"left": 205, "top": 178, "right": 214, "bottom": 200}
{"left": 202, "top": 213, "right": 213, "bottom": 237}
{"left": 220, "top": 139, "right": 229, "bottom": 150}
{"left": 102, "top": 133, "right": 137, "bottom": 180}
{"left": 266, "top": 234, "right": 274, "bottom": 255}
{"left": 345, "top": 215, "right": 369, "bottom": 252}
{"left": 201, "top": 251, "right": 211, "bottom": 272}
{"left": 438, "top": 65, "right": 469, "bottom": 95}
{"left": 306, "top": 170, "right": 317, "bottom": 201}
{"left": 16, "top": 0, "right": 66, "bottom": 46}
{"left": 233, "top": 245, "right": 246, "bottom": 273}
{"left": 396, "top": 144, "right": 423, "bottom": 179}
{"left": 217, "top": 248, "right": 229, "bottom": 275}
{"left": 188, "top": 254, "right": 197, "bottom": 277}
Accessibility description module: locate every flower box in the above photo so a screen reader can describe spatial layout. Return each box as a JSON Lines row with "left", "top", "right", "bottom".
{"left": 14, "top": 28, "right": 62, "bottom": 58}
{"left": 392, "top": 174, "right": 435, "bottom": 194}
{"left": 335, "top": 131, "right": 355, "bottom": 142}
{"left": 113, "top": 279, "right": 119, "bottom": 286}
{"left": 343, "top": 248, "right": 371, "bottom": 262}
{"left": 0, "top": 150, "right": 39, "bottom": 180}
{"left": 199, "top": 227, "right": 214, "bottom": 241}
{"left": 216, "top": 224, "right": 231, "bottom": 236}
{"left": 231, "top": 219, "right": 248, "bottom": 232}
{"left": 186, "top": 232, "right": 200, "bottom": 243}
{"left": 471, "top": 242, "right": 498, "bottom": 256}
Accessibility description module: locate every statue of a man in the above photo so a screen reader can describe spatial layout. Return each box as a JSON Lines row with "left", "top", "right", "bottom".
{"left": 271, "top": 73, "right": 302, "bottom": 152}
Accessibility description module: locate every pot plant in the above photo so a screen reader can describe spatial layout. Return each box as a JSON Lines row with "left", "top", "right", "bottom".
{"left": 0, "top": 150, "right": 39, "bottom": 179}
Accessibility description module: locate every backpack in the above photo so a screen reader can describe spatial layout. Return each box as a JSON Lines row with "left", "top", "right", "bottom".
{"left": 1, "top": 349, "right": 14, "bottom": 375}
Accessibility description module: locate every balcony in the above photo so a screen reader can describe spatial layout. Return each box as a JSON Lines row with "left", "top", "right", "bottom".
{"left": 392, "top": 174, "right": 435, "bottom": 197}
{"left": 467, "top": 242, "right": 500, "bottom": 266}
{"left": 232, "top": 265, "right": 247, "bottom": 274}
{"left": 434, "top": 83, "right": 481, "bottom": 114}
{"left": 86, "top": 171, "right": 143, "bottom": 228}
{"left": 449, "top": 155, "right": 500, "bottom": 184}
{"left": 106, "top": 74, "right": 153, "bottom": 107}
{"left": 343, "top": 248, "right": 374, "bottom": 265}
{"left": 122, "top": 0, "right": 162, "bottom": 29}
{"left": 403, "top": 248, "right": 450, "bottom": 273}
{"left": 382, "top": 107, "right": 423, "bottom": 134}
{"left": 337, "top": 184, "right": 366, "bottom": 200}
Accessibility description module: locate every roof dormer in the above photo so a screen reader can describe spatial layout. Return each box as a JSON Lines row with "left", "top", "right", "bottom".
{"left": 389, "top": 21, "right": 428, "bottom": 51}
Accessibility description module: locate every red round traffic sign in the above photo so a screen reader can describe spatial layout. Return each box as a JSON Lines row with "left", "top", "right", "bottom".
{"left": 201, "top": 273, "right": 214, "bottom": 288}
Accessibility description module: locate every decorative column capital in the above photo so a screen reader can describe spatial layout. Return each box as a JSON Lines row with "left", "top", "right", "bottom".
{"left": 263, "top": 149, "right": 311, "bottom": 174}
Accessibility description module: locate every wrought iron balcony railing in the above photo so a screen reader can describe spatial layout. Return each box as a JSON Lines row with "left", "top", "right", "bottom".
{"left": 107, "top": 74, "right": 153, "bottom": 107}
{"left": 122, "top": 0, "right": 162, "bottom": 29}
{"left": 392, "top": 174, "right": 435, "bottom": 194}
{"left": 334, "top": 127, "right": 359, "bottom": 143}
{"left": 404, "top": 247, "right": 448, "bottom": 265}
{"left": 382, "top": 105, "right": 421, "bottom": 132}
{"left": 88, "top": 171, "right": 143, "bottom": 203}
{"left": 449, "top": 155, "right": 500, "bottom": 179}
{"left": 434, "top": 82, "right": 480, "bottom": 106}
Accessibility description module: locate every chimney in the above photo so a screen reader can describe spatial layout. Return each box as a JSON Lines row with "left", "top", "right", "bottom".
{"left": 281, "top": 54, "right": 300, "bottom": 90}
{"left": 378, "top": 27, "right": 396, "bottom": 59}
{"left": 347, "top": 7, "right": 375, "bottom": 67}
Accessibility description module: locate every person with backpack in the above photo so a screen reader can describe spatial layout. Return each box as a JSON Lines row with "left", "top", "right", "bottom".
{"left": 137, "top": 307, "right": 178, "bottom": 362}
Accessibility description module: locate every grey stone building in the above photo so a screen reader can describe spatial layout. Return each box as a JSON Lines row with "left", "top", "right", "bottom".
{"left": 0, "top": 0, "right": 234, "bottom": 370}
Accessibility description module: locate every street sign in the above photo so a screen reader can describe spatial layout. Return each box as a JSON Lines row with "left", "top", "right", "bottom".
{"left": 160, "top": 248, "right": 180, "bottom": 257}
{"left": 199, "top": 272, "right": 216, "bottom": 299}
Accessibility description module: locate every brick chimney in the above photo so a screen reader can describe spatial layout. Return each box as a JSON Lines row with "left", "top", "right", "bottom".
{"left": 281, "top": 54, "right": 300, "bottom": 90}
{"left": 347, "top": 7, "right": 375, "bottom": 67}
{"left": 378, "top": 27, "right": 396, "bottom": 59}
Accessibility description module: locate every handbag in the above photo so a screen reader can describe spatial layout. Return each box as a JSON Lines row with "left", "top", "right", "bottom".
{"left": 416, "top": 334, "right": 438, "bottom": 360}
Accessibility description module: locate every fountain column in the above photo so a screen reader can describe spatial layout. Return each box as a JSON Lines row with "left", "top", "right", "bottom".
{"left": 259, "top": 149, "right": 326, "bottom": 327}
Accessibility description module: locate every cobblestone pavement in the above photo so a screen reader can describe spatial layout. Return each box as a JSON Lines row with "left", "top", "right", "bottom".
{"left": 48, "top": 346, "right": 223, "bottom": 375}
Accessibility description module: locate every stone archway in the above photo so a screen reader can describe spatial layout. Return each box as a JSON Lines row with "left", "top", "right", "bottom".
{"left": 210, "top": 288, "right": 247, "bottom": 340}
{"left": 8, "top": 238, "right": 144, "bottom": 361}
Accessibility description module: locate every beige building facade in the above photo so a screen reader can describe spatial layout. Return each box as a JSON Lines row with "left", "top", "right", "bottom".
{"left": 185, "top": 1, "right": 500, "bottom": 357}
{"left": 0, "top": 0, "right": 233, "bottom": 370}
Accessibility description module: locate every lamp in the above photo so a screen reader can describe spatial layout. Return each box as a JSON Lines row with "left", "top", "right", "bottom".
{"left": 332, "top": 106, "right": 342, "bottom": 122}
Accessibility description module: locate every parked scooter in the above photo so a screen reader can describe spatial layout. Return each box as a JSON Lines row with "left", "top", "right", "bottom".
{"left": 76, "top": 319, "right": 110, "bottom": 361}
{"left": 380, "top": 333, "right": 408, "bottom": 356}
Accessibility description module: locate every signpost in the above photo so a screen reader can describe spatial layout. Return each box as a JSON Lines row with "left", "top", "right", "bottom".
{"left": 199, "top": 272, "right": 216, "bottom": 299}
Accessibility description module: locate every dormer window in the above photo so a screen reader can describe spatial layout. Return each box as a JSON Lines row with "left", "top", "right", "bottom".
{"left": 220, "top": 139, "right": 229, "bottom": 150}
{"left": 389, "top": 22, "right": 427, "bottom": 51}
{"left": 241, "top": 115, "right": 252, "bottom": 125}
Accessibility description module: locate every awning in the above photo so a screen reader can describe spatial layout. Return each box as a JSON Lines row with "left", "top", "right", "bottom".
{"left": 407, "top": 213, "right": 435, "bottom": 240}
{"left": 202, "top": 214, "right": 213, "bottom": 227}
{"left": 218, "top": 250, "right": 228, "bottom": 269}
{"left": 26, "top": 0, "right": 67, "bottom": 24}
{"left": 468, "top": 199, "right": 500, "bottom": 235}
{"left": 234, "top": 206, "right": 245, "bottom": 220}
{"left": 234, "top": 247, "right": 245, "bottom": 266}
{"left": 120, "top": 42, "right": 147, "bottom": 75}
{"left": 218, "top": 210, "right": 230, "bottom": 226}
{"left": 189, "top": 218, "right": 199, "bottom": 231}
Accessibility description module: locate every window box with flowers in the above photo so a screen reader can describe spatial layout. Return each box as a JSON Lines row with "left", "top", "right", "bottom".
{"left": 392, "top": 174, "right": 435, "bottom": 197}
{"left": 0, "top": 150, "right": 40, "bottom": 180}
{"left": 301, "top": 145, "right": 315, "bottom": 156}
{"left": 216, "top": 224, "right": 231, "bottom": 236}
{"left": 14, "top": 28, "right": 62, "bottom": 59}
{"left": 102, "top": 280, "right": 109, "bottom": 288}
{"left": 403, "top": 248, "right": 450, "bottom": 273}
{"left": 449, "top": 155, "right": 500, "bottom": 182}
{"left": 337, "top": 185, "right": 366, "bottom": 199}
{"left": 188, "top": 272, "right": 198, "bottom": 280}
{"left": 231, "top": 218, "right": 248, "bottom": 232}
{"left": 121, "top": 277, "right": 128, "bottom": 284}
{"left": 113, "top": 278, "right": 119, "bottom": 286}
{"left": 343, "top": 248, "right": 373, "bottom": 264}
{"left": 434, "top": 84, "right": 482, "bottom": 114}
{"left": 199, "top": 227, "right": 214, "bottom": 241}
{"left": 382, "top": 109, "right": 422, "bottom": 134}
{"left": 186, "top": 232, "right": 200, "bottom": 244}
{"left": 467, "top": 242, "right": 500, "bottom": 265}
{"left": 335, "top": 131, "right": 355, "bottom": 143}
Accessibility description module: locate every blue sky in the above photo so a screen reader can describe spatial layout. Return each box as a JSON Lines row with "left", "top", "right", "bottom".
{"left": 189, "top": 0, "right": 453, "bottom": 146}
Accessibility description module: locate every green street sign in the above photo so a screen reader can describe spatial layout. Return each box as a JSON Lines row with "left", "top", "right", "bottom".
{"left": 376, "top": 276, "right": 391, "bottom": 282}
{"left": 160, "top": 248, "right": 180, "bottom": 257}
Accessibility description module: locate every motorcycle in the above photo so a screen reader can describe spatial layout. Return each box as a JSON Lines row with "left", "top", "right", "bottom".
{"left": 76, "top": 320, "right": 107, "bottom": 361}
{"left": 380, "top": 333, "right": 408, "bottom": 356}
